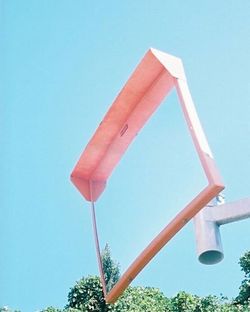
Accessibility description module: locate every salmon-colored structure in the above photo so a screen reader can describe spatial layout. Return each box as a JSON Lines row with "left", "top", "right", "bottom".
{"left": 71, "top": 48, "right": 224, "bottom": 303}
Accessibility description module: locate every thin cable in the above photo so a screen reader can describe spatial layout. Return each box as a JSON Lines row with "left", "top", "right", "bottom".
{"left": 89, "top": 181, "right": 107, "bottom": 297}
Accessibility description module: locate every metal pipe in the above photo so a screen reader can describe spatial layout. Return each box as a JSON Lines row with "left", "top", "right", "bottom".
{"left": 210, "top": 197, "right": 250, "bottom": 225}
{"left": 194, "top": 206, "right": 223, "bottom": 265}
{"left": 194, "top": 197, "right": 250, "bottom": 265}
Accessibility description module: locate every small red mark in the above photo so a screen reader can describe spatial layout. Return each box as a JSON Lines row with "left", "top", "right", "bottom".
{"left": 120, "top": 124, "right": 128, "bottom": 137}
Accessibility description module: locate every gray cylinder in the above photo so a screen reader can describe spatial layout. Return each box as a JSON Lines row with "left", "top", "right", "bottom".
{"left": 194, "top": 207, "right": 224, "bottom": 265}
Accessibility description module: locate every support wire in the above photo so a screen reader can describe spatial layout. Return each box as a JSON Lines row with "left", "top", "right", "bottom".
{"left": 89, "top": 181, "right": 107, "bottom": 298}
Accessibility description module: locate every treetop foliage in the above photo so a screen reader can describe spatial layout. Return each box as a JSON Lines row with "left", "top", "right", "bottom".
{"left": 234, "top": 251, "right": 250, "bottom": 305}
{"left": 101, "top": 244, "right": 120, "bottom": 293}
{"left": 2, "top": 249, "right": 250, "bottom": 311}
{"left": 239, "top": 251, "right": 250, "bottom": 277}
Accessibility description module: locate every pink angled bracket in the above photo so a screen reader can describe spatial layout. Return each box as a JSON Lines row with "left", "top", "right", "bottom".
{"left": 71, "top": 48, "right": 225, "bottom": 303}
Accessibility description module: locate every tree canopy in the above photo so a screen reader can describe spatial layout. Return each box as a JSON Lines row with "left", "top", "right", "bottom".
{"left": 101, "top": 244, "right": 120, "bottom": 293}
{"left": 2, "top": 249, "right": 250, "bottom": 311}
{"left": 235, "top": 250, "right": 250, "bottom": 305}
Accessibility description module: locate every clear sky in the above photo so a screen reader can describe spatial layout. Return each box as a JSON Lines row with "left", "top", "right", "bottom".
{"left": 1, "top": 1, "right": 250, "bottom": 311}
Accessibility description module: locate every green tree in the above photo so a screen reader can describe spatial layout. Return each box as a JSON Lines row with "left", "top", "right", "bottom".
{"left": 165, "top": 292, "right": 225, "bottom": 312}
{"left": 6, "top": 249, "right": 250, "bottom": 311}
{"left": 198, "top": 295, "right": 222, "bottom": 312}
{"left": 101, "top": 244, "right": 120, "bottom": 293}
{"left": 65, "top": 244, "right": 121, "bottom": 311}
{"left": 112, "top": 286, "right": 168, "bottom": 312}
{"left": 235, "top": 250, "right": 250, "bottom": 305}
{"left": 66, "top": 275, "right": 109, "bottom": 312}
{"left": 40, "top": 307, "right": 80, "bottom": 312}
{"left": 166, "top": 291, "right": 200, "bottom": 312}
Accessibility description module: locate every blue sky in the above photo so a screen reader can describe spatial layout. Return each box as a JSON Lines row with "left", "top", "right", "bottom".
{"left": 1, "top": 1, "right": 250, "bottom": 311}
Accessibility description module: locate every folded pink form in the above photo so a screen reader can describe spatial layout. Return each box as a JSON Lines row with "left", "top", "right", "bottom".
{"left": 70, "top": 48, "right": 224, "bottom": 303}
